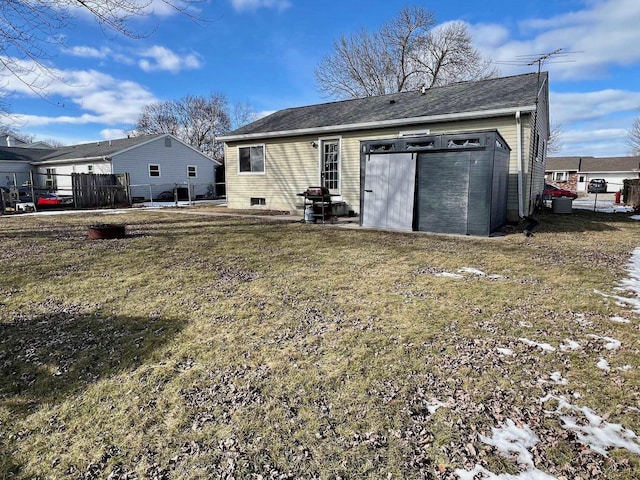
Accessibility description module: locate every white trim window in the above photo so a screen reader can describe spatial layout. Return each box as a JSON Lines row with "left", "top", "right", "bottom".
{"left": 319, "top": 137, "right": 341, "bottom": 194}
{"left": 238, "top": 145, "right": 265, "bottom": 174}
{"left": 553, "top": 171, "right": 568, "bottom": 182}
{"left": 187, "top": 165, "right": 197, "bottom": 178}
{"left": 149, "top": 164, "right": 161, "bottom": 177}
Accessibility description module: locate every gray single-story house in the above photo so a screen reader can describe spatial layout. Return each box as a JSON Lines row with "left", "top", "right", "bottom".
{"left": 0, "top": 134, "right": 221, "bottom": 200}
{"left": 546, "top": 156, "right": 640, "bottom": 193}
{"left": 219, "top": 72, "right": 550, "bottom": 229}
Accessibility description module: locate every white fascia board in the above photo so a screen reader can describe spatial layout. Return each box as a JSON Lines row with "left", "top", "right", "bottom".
{"left": 32, "top": 156, "right": 110, "bottom": 166}
{"left": 219, "top": 105, "right": 537, "bottom": 142}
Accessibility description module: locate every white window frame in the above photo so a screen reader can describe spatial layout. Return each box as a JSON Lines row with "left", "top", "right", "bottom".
{"left": 187, "top": 165, "right": 197, "bottom": 178}
{"left": 318, "top": 136, "right": 341, "bottom": 195}
{"left": 237, "top": 144, "right": 266, "bottom": 175}
{"left": 553, "top": 171, "right": 568, "bottom": 182}
{"left": 149, "top": 164, "right": 161, "bottom": 178}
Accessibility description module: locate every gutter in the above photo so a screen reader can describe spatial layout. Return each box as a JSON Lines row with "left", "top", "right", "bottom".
{"left": 219, "top": 105, "right": 538, "bottom": 142}
{"left": 516, "top": 111, "right": 524, "bottom": 218}
{"left": 31, "top": 156, "right": 111, "bottom": 166}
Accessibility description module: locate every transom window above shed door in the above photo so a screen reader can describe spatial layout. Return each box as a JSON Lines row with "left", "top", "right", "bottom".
{"left": 321, "top": 139, "right": 340, "bottom": 194}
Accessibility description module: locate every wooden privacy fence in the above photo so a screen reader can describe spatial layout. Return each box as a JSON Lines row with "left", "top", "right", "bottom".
{"left": 72, "top": 173, "right": 130, "bottom": 208}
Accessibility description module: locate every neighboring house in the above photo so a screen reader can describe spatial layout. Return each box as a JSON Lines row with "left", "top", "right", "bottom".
{"left": 546, "top": 156, "right": 640, "bottom": 193}
{"left": 220, "top": 72, "right": 550, "bottom": 228}
{"left": 0, "top": 134, "right": 221, "bottom": 200}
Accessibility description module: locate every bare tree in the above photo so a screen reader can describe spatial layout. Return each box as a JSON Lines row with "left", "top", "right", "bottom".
{"left": 135, "top": 94, "right": 231, "bottom": 162}
{"left": 231, "top": 101, "right": 258, "bottom": 130}
{"left": 315, "top": 6, "right": 498, "bottom": 99}
{"left": 546, "top": 122, "right": 564, "bottom": 155}
{"left": 628, "top": 116, "right": 640, "bottom": 156}
{"left": 0, "top": 0, "right": 201, "bottom": 101}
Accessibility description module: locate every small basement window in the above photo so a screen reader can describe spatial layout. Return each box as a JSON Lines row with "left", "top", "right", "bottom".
{"left": 250, "top": 197, "right": 266, "bottom": 206}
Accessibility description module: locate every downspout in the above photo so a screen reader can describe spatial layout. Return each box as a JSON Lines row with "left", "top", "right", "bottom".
{"left": 516, "top": 111, "right": 524, "bottom": 218}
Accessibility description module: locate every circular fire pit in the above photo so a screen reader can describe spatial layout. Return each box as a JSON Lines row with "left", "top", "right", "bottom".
{"left": 88, "top": 223, "right": 126, "bottom": 240}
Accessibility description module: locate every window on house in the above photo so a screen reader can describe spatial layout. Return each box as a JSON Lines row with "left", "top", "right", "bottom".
{"left": 149, "top": 164, "right": 160, "bottom": 177}
{"left": 45, "top": 168, "right": 56, "bottom": 189}
{"left": 579, "top": 175, "right": 586, "bottom": 183}
{"left": 87, "top": 165, "right": 94, "bottom": 173}
{"left": 187, "top": 165, "right": 197, "bottom": 178}
{"left": 321, "top": 138, "right": 340, "bottom": 193}
{"left": 250, "top": 197, "right": 266, "bottom": 206}
{"left": 553, "top": 172, "right": 568, "bottom": 182}
{"left": 239, "top": 145, "right": 265, "bottom": 174}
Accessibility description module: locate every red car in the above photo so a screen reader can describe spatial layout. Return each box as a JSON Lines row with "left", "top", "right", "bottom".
{"left": 543, "top": 184, "right": 578, "bottom": 199}
{"left": 36, "top": 193, "right": 73, "bottom": 206}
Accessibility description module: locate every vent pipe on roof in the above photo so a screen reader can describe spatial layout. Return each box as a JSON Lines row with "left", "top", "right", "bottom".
{"left": 421, "top": 85, "right": 427, "bottom": 94}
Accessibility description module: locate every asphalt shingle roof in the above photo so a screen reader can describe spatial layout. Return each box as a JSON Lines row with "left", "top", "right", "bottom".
{"left": 0, "top": 134, "right": 165, "bottom": 163}
{"left": 226, "top": 72, "right": 547, "bottom": 138}
{"left": 546, "top": 156, "right": 640, "bottom": 172}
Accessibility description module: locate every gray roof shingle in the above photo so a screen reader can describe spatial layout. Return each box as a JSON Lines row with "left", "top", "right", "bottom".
{"left": 546, "top": 156, "right": 640, "bottom": 173}
{"left": 224, "top": 72, "right": 547, "bottom": 139}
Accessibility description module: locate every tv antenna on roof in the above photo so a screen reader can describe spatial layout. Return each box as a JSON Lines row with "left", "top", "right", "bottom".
{"left": 494, "top": 48, "right": 579, "bottom": 72}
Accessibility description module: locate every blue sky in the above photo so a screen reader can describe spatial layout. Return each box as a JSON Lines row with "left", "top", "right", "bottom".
{"left": 2, "top": 0, "right": 640, "bottom": 157}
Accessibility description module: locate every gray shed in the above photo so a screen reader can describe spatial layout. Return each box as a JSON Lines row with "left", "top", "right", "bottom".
{"left": 360, "top": 130, "right": 511, "bottom": 236}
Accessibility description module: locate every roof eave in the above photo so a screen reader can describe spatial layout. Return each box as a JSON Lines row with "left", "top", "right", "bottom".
{"left": 219, "top": 105, "right": 537, "bottom": 142}
{"left": 33, "top": 156, "right": 110, "bottom": 165}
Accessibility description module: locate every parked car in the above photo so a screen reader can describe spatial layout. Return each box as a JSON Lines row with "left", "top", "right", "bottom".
{"left": 153, "top": 190, "right": 176, "bottom": 201}
{"left": 36, "top": 193, "right": 73, "bottom": 207}
{"left": 587, "top": 179, "right": 607, "bottom": 193}
{"left": 543, "top": 184, "right": 578, "bottom": 199}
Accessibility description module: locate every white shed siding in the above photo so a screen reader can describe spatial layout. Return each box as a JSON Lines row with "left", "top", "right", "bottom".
{"left": 113, "top": 137, "right": 217, "bottom": 199}
{"left": 226, "top": 113, "right": 536, "bottom": 222}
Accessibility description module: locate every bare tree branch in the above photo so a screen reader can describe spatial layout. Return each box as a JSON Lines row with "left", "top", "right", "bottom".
{"left": 0, "top": 0, "right": 203, "bottom": 110}
{"left": 628, "top": 116, "right": 640, "bottom": 156}
{"left": 547, "top": 122, "right": 564, "bottom": 155}
{"left": 315, "top": 6, "right": 498, "bottom": 99}
{"left": 134, "top": 94, "right": 232, "bottom": 163}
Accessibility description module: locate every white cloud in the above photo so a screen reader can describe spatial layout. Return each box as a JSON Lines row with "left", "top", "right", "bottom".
{"left": 67, "top": 46, "right": 113, "bottom": 59}
{"left": 230, "top": 0, "right": 291, "bottom": 12}
{"left": 138, "top": 45, "right": 202, "bottom": 73}
{"left": 100, "top": 128, "right": 128, "bottom": 140}
{"left": 551, "top": 89, "right": 640, "bottom": 124}
{"left": 2, "top": 58, "right": 157, "bottom": 127}
{"left": 471, "top": 0, "right": 640, "bottom": 80}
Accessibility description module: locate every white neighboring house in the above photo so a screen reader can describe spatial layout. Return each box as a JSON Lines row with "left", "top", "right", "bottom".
{"left": 546, "top": 156, "right": 640, "bottom": 193}
{"left": 0, "top": 134, "right": 221, "bottom": 200}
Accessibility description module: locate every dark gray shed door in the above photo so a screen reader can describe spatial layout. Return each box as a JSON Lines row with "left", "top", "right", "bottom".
{"left": 416, "top": 152, "right": 470, "bottom": 234}
{"left": 362, "top": 153, "right": 415, "bottom": 230}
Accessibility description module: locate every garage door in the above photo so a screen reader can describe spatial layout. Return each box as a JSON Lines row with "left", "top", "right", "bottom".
{"left": 362, "top": 153, "right": 415, "bottom": 230}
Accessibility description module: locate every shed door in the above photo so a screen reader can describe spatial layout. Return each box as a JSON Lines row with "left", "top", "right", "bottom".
{"left": 416, "top": 152, "right": 470, "bottom": 234}
{"left": 362, "top": 153, "right": 415, "bottom": 230}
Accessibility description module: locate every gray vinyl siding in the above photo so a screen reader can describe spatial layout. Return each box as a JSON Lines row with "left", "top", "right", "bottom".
{"left": 113, "top": 137, "right": 217, "bottom": 199}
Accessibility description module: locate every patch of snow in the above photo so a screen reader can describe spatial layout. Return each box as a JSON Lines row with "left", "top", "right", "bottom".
{"left": 618, "top": 365, "right": 633, "bottom": 372}
{"left": 610, "top": 315, "right": 631, "bottom": 324}
{"left": 496, "top": 347, "right": 514, "bottom": 356}
{"left": 455, "top": 420, "right": 556, "bottom": 479}
{"left": 614, "top": 247, "right": 640, "bottom": 314}
{"left": 559, "top": 339, "right": 582, "bottom": 351}
{"left": 458, "top": 267, "right": 487, "bottom": 276}
{"left": 549, "top": 371, "right": 568, "bottom": 385}
{"left": 596, "top": 358, "right": 611, "bottom": 371}
{"left": 518, "top": 338, "right": 556, "bottom": 352}
{"left": 541, "top": 395, "right": 640, "bottom": 457}
{"left": 631, "top": 215, "right": 640, "bottom": 220}
{"left": 435, "top": 272, "right": 464, "bottom": 279}
{"left": 426, "top": 400, "right": 447, "bottom": 414}
{"left": 586, "top": 334, "right": 621, "bottom": 350}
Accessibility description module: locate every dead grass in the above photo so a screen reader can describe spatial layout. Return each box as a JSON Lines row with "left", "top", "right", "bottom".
{"left": 0, "top": 207, "right": 639, "bottom": 479}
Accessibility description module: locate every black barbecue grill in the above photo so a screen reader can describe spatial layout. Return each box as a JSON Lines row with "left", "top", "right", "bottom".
{"left": 297, "top": 186, "right": 334, "bottom": 223}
